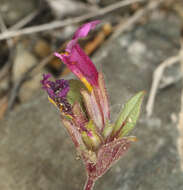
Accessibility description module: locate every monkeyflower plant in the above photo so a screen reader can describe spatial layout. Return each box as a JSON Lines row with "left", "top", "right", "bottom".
{"left": 41, "top": 21, "right": 144, "bottom": 190}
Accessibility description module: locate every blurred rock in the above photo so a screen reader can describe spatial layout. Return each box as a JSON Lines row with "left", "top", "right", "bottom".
{"left": 0, "top": 92, "right": 85, "bottom": 190}
{"left": 13, "top": 42, "right": 44, "bottom": 103}
{"left": 93, "top": 14, "right": 183, "bottom": 190}
{"left": 0, "top": 13, "right": 183, "bottom": 190}
{"left": 0, "top": 0, "right": 38, "bottom": 26}
{"left": 19, "top": 72, "right": 45, "bottom": 103}
{"left": 46, "top": 0, "right": 97, "bottom": 19}
{"left": 13, "top": 43, "right": 38, "bottom": 82}
{"left": 0, "top": 79, "right": 8, "bottom": 94}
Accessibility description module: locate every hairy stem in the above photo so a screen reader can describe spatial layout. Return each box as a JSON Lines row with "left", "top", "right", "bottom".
{"left": 84, "top": 177, "right": 95, "bottom": 190}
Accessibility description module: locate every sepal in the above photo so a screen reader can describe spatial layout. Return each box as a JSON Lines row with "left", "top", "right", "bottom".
{"left": 62, "top": 117, "right": 86, "bottom": 149}
{"left": 83, "top": 137, "right": 133, "bottom": 181}
{"left": 97, "top": 72, "right": 110, "bottom": 122}
{"left": 81, "top": 89, "right": 104, "bottom": 130}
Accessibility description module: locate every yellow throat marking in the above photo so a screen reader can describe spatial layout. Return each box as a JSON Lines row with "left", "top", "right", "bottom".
{"left": 80, "top": 77, "right": 92, "bottom": 92}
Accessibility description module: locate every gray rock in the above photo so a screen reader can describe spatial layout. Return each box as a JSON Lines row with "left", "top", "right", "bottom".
{"left": 0, "top": 14, "right": 182, "bottom": 190}
{"left": 46, "top": 0, "right": 97, "bottom": 19}
{"left": 0, "top": 0, "right": 37, "bottom": 25}
{"left": 13, "top": 43, "right": 38, "bottom": 82}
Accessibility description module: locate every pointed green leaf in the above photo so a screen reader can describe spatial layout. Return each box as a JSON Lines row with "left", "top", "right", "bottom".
{"left": 66, "top": 79, "right": 86, "bottom": 105}
{"left": 113, "top": 91, "right": 145, "bottom": 137}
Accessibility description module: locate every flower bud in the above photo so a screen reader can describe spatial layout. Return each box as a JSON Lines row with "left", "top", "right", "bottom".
{"left": 81, "top": 130, "right": 102, "bottom": 151}
{"left": 81, "top": 120, "right": 102, "bottom": 151}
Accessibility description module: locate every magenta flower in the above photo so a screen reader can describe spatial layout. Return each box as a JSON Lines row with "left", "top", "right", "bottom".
{"left": 54, "top": 20, "right": 100, "bottom": 91}
{"left": 41, "top": 21, "right": 144, "bottom": 190}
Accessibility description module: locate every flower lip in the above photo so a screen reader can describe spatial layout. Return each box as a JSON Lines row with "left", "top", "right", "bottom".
{"left": 66, "top": 20, "right": 100, "bottom": 52}
{"left": 41, "top": 74, "right": 69, "bottom": 100}
{"left": 54, "top": 21, "right": 100, "bottom": 90}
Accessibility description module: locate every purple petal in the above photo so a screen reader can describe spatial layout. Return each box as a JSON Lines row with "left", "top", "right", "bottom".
{"left": 54, "top": 21, "right": 100, "bottom": 88}
{"left": 73, "top": 20, "right": 100, "bottom": 40}
{"left": 55, "top": 44, "right": 98, "bottom": 86}
{"left": 41, "top": 74, "right": 69, "bottom": 99}
{"left": 54, "top": 51, "right": 84, "bottom": 80}
{"left": 70, "top": 44, "right": 98, "bottom": 85}
{"left": 41, "top": 73, "right": 51, "bottom": 89}
{"left": 66, "top": 20, "right": 100, "bottom": 52}
{"left": 41, "top": 74, "right": 73, "bottom": 115}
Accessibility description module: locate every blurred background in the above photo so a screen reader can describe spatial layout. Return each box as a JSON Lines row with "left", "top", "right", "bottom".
{"left": 0, "top": 0, "right": 183, "bottom": 189}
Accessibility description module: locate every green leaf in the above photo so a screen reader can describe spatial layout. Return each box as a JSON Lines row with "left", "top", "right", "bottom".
{"left": 113, "top": 91, "right": 145, "bottom": 137}
{"left": 66, "top": 79, "right": 86, "bottom": 105}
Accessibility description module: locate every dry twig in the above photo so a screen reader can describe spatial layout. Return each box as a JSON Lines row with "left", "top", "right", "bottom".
{"left": 0, "top": 13, "right": 14, "bottom": 86}
{"left": 0, "top": 11, "right": 38, "bottom": 82}
{"left": 0, "top": 13, "right": 15, "bottom": 117}
{"left": 0, "top": 14, "right": 13, "bottom": 47}
{"left": 10, "top": 11, "right": 39, "bottom": 31}
{"left": 146, "top": 55, "right": 180, "bottom": 117}
{"left": 0, "top": 0, "right": 145, "bottom": 40}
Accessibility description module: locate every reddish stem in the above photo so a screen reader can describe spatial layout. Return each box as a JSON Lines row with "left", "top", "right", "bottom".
{"left": 84, "top": 177, "right": 95, "bottom": 190}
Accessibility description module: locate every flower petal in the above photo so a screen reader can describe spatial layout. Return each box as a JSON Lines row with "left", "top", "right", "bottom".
{"left": 54, "top": 44, "right": 98, "bottom": 89}
{"left": 54, "top": 21, "right": 100, "bottom": 90}
{"left": 67, "top": 20, "right": 100, "bottom": 52}
{"left": 73, "top": 20, "right": 100, "bottom": 39}
{"left": 41, "top": 74, "right": 70, "bottom": 99}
